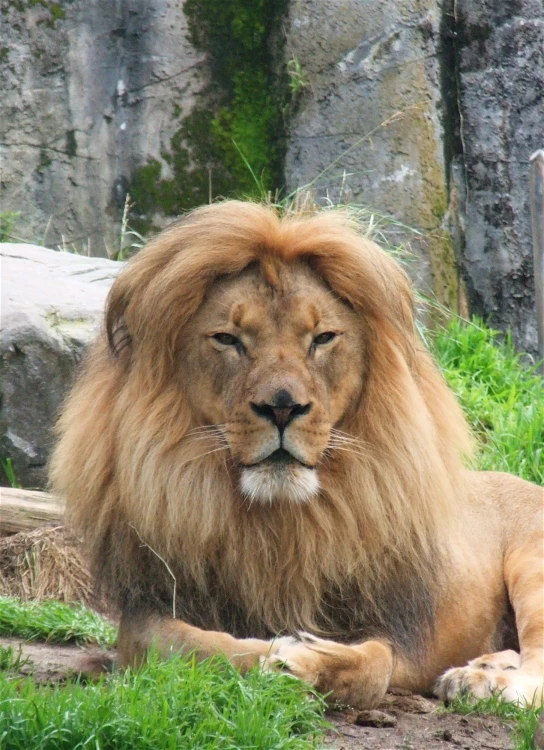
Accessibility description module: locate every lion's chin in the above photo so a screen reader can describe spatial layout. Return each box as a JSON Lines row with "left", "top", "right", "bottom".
{"left": 240, "top": 464, "right": 320, "bottom": 504}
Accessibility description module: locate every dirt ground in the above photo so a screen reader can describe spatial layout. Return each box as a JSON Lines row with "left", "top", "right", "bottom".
{"left": 325, "top": 696, "right": 514, "bottom": 749}
{"left": 0, "top": 637, "right": 516, "bottom": 749}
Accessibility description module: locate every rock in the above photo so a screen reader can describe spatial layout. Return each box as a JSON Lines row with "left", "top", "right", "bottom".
{"left": 0, "top": 243, "right": 121, "bottom": 488}
{"left": 282, "top": 0, "right": 456, "bottom": 307}
{"left": 282, "top": 0, "right": 542, "bottom": 353}
{"left": 353, "top": 709, "right": 397, "bottom": 727}
{"left": 0, "top": 1, "right": 206, "bottom": 253}
{"left": 452, "top": 0, "right": 544, "bottom": 355}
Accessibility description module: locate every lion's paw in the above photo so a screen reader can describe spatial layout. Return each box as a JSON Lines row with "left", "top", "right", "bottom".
{"left": 261, "top": 633, "right": 391, "bottom": 709}
{"left": 260, "top": 633, "right": 332, "bottom": 686}
{"left": 435, "top": 651, "right": 543, "bottom": 706}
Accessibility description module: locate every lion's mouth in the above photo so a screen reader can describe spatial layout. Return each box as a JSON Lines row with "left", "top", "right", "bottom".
{"left": 242, "top": 448, "right": 315, "bottom": 470}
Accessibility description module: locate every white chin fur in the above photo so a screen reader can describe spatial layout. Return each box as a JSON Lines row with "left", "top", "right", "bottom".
{"left": 240, "top": 464, "right": 319, "bottom": 504}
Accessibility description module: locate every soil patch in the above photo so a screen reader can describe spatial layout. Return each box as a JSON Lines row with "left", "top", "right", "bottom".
{"left": 326, "top": 692, "right": 514, "bottom": 749}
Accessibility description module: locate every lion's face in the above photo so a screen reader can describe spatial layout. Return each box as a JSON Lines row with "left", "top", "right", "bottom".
{"left": 180, "top": 261, "right": 366, "bottom": 503}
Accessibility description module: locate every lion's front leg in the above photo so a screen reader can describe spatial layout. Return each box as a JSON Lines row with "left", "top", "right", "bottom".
{"left": 262, "top": 633, "right": 394, "bottom": 709}
{"left": 117, "top": 611, "right": 279, "bottom": 673}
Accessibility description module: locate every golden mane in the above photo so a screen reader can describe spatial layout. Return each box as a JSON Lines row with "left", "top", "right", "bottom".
{"left": 50, "top": 201, "right": 472, "bottom": 650}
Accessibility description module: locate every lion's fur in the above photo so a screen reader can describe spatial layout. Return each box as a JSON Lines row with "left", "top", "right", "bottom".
{"left": 50, "top": 201, "right": 474, "bottom": 654}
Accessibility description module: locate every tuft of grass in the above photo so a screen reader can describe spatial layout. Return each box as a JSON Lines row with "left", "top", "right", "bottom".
{"left": 447, "top": 694, "right": 542, "bottom": 750}
{"left": 0, "top": 644, "right": 29, "bottom": 673}
{"left": 0, "top": 596, "right": 117, "bottom": 648}
{"left": 0, "top": 651, "right": 327, "bottom": 750}
{"left": 0, "top": 211, "right": 21, "bottom": 242}
{"left": 0, "top": 457, "right": 21, "bottom": 488}
{"left": 433, "top": 316, "right": 543, "bottom": 485}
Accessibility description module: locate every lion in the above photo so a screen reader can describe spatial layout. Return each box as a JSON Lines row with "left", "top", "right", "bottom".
{"left": 50, "top": 200, "right": 544, "bottom": 709}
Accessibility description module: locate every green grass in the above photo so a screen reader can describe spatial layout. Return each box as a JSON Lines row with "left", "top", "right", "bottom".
{"left": 433, "top": 316, "right": 543, "bottom": 485}
{"left": 0, "top": 650, "right": 327, "bottom": 750}
{"left": 0, "top": 457, "right": 20, "bottom": 488}
{"left": 0, "top": 596, "right": 117, "bottom": 648}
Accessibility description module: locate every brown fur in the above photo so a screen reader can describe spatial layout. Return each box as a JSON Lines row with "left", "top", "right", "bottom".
{"left": 50, "top": 201, "right": 543, "bottom": 708}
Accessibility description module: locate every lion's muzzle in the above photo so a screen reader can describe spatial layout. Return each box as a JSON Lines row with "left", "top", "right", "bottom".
{"left": 232, "top": 388, "right": 325, "bottom": 504}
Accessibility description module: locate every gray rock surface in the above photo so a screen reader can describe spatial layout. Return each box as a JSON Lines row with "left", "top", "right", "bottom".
{"left": 0, "top": 0, "right": 205, "bottom": 254}
{"left": 0, "top": 244, "right": 121, "bottom": 489}
{"left": 453, "top": 0, "right": 544, "bottom": 354}
{"left": 283, "top": 0, "right": 543, "bottom": 354}
{"left": 283, "top": 0, "right": 454, "bottom": 304}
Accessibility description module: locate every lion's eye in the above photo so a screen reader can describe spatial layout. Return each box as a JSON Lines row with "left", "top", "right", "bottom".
{"left": 313, "top": 332, "right": 337, "bottom": 346}
{"left": 213, "top": 332, "right": 240, "bottom": 346}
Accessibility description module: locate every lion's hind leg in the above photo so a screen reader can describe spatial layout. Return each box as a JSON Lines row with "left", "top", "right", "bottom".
{"left": 435, "top": 650, "right": 544, "bottom": 706}
{"left": 436, "top": 518, "right": 544, "bottom": 708}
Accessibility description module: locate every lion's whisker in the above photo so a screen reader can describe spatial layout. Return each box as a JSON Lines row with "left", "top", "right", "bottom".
{"left": 329, "top": 428, "right": 367, "bottom": 445}
{"left": 326, "top": 444, "right": 371, "bottom": 458}
{"left": 178, "top": 446, "right": 230, "bottom": 467}
{"left": 328, "top": 436, "right": 361, "bottom": 446}
{"left": 328, "top": 435, "right": 365, "bottom": 447}
{"left": 188, "top": 433, "right": 228, "bottom": 443}
{"left": 185, "top": 424, "right": 226, "bottom": 436}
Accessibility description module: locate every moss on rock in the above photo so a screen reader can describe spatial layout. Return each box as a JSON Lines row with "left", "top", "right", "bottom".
{"left": 129, "top": 0, "right": 287, "bottom": 232}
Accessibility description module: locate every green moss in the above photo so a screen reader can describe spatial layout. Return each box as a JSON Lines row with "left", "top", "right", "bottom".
{"left": 50, "top": 2, "right": 65, "bottom": 20}
{"left": 431, "top": 194, "right": 448, "bottom": 222}
{"left": 37, "top": 148, "right": 52, "bottom": 172}
{"left": 6, "top": 0, "right": 68, "bottom": 25}
{"left": 129, "top": 0, "right": 288, "bottom": 231}
{"left": 429, "top": 229, "right": 464, "bottom": 318}
{"left": 65, "top": 129, "right": 77, "bottom": 156}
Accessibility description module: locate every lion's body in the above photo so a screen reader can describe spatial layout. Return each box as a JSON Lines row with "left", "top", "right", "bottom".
{"left": 50, "top": 201, "right": 543, "bottom": 707}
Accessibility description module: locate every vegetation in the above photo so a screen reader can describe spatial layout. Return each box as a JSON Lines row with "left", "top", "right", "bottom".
{"left": 0, "top": 649, "right": 326, "bottom": 750}
{"left": 0, "top": 596, "right": 116, "bottom": 648}
{"left": 433, "top": 317, "right": 543, "bottom": 485}
{"left": 129, "top": 0, "right": 287, "bottom": 232}
{"left": 0, "top": 457, "right": 20, "bottom": 488}
{"left": 0, "top": 211, "right": 21, "bottom": 242}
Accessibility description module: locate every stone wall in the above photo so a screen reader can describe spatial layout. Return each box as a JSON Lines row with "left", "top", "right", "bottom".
{"left": 0, "top": 0, "right": 206, "bottom": 254}
{"left": 282, "top": 0, "right": 543, "bottom": 354}
{"left": 1, "top": 0, "right": 542, "bottom": 353}
{"left": 450, "top": 0, "right": 543, "bottom": 354}
{"left": 283, "top": 0, "right": 454, "bottom": 305}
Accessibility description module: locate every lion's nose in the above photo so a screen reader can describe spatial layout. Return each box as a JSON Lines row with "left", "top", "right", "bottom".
{"left": 251, "top": 389, "right": 312, "bottom": 432}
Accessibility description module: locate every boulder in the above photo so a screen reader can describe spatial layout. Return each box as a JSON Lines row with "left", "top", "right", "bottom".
{"left": 0, "top": 243, "right": 121, "bottom": 489}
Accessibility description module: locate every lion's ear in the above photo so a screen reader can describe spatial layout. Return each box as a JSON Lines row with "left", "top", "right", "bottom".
{"left": 105, "top": 285, "right": 132, "bottom": 366}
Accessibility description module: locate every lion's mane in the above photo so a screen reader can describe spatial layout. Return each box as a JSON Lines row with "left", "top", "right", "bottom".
{"left": 51, "top": 201, "right": 472, "bottom": 654}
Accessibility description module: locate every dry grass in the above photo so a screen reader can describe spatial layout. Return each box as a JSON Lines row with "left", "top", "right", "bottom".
{"left": 0, "top": 526, "right": 102, "bottom": 610}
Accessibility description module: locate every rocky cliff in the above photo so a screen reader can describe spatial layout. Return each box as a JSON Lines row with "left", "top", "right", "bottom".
{"left": 1, "top": 0, "right": 542, "bottom": 353}
{"left": 0, "top": 0, "right": 206, "bottom": 254}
